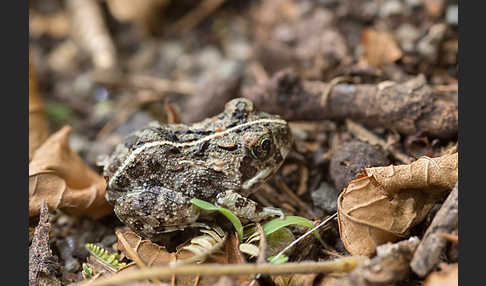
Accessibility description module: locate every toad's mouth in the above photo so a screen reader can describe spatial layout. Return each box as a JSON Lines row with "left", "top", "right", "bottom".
{"left": 242, "top": 167, "right": 274, "bottom": 190}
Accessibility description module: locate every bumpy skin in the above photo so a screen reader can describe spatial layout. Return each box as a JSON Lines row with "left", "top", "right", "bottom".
{"left": 103, "top": 98, "right": 292, "bottom": 240}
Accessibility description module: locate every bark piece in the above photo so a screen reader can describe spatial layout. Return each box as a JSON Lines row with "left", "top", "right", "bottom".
{"left": 29, "top": 126, "right": 113, "bottom": 218}
{"left": 337, "top": 153, "right": 458, "bottom": 256}
{"left": 330, "top": 140, "right": 390, "bottom": 192}
{"left": 331, "top": 237, "right": 420, "bottom": 286}
{"left": 29, "top": 202, "right": 60, "bottom": 286}
{"left": 410, "top": 183, "right": 458, "bottom": 277}
{"left": 243, "top": 69, "right": 458, "bottom": 138}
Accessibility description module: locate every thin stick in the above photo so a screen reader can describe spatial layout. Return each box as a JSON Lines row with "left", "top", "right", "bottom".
{"left": 276, "top": 180, "right": 315, "bottom": 218}
{"left": 438, "top": 233, "right": 458, "bottom": 244}
{"left": 320, "top": 76, "right": 353, "bottom": 107}
{"left": 346, "top": 119, "right": 414, "bottom": 164}
{"left": 168, "top": 0, "right": 225, "bottom": 34}
{"left": 71, "top": 256, "right": 366, "bottom": 286}
{"left": 255, "top": 223, "right": 266, "bottom": 265}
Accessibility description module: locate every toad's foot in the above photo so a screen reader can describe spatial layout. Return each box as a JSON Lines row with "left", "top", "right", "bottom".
{"left": 215, "top": 190, "right": 285, "bottom": 222}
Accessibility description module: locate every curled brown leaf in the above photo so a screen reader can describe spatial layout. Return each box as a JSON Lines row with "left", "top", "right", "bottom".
{"left": 29, "top": 126, "right": 112, "bottom": 218}
{"left": 337, "top": 153, "right": 458, "bottom": 256}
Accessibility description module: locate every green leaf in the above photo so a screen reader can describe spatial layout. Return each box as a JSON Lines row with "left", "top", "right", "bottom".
{"left": 190, "top": 198, "right": 244, "bottom": 241}
{"left": 46, "top": 101, "right": 72, "bottom": 123}
{"left": 263, "top": 216, "right": 324, "bottom": 244}
{"left": 190, "top": 198, "right": 219, "bottom": 210}
{"left": 267, "top": 254, "right": 289, "bottom": 264}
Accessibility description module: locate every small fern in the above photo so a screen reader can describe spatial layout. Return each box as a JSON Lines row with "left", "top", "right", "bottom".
{"left": 85, "top": 243, "right": 126, "bottom": 270}
{"left": 81, "top": 263, "right": 94, "bottom": 279}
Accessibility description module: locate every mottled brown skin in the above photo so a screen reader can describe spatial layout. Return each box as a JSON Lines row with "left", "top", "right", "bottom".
{"left": 103, "top": 98, "right": 292, "bottom": 240}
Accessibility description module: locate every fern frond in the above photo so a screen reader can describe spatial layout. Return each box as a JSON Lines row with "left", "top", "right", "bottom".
{"left": 85, "top": 243, "right": 127, "bottom": 270}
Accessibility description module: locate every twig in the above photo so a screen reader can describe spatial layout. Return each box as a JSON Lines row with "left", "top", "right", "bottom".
{"left": 66, "top": 0, "right": 117, "bottom": 70}
{"left": 168, "top": 0, "right": 225, "bottom": 34}
{"left": 320, "top": 76, "right": 353, "bottom": 107}
{"left": 410, "top": 182, "right": 458, "bottom": 277}
{"left": 96, "top": 90, "right": 166, "bottom": 139}
{"left": 71, "top": 255, "right": 366, "bottom": 286}
{"left": 92, "top": 73, "right": 195, "bottom": 95}
{"left": 346, "top": 119, "right": 414, "bottom": 164}
{"left": 276, "top": 180, "right": 315, "bottom": 218}
{"left": 255, "top": 223, "right": 266, "bottom": 265}
{"left": 321, "top": 249, "right": 343, "bottom": 258}
{"left": 297, "top": 166, "right": 309, "bottom": 196}
{"left": 437, "top": 233, "right": 458, "bottom": 244}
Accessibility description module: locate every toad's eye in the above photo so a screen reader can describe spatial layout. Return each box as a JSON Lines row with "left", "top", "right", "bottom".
{"left": 250, "top": 134, "right": 273, "bottom": 160}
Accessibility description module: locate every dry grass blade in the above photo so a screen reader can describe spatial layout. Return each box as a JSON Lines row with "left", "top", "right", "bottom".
{"left": 70, "top": 256, "right": 367, "bottom": 286}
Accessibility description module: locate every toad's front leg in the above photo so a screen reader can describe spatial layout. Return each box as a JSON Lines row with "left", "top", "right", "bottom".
{"left": 215, "top": 190, "right": 284, "bottom": 223}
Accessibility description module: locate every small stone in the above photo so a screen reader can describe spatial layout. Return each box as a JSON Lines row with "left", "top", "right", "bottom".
{"left": 446, "top": 5, "right": 458, "bottom": 26}
{"left": 379, "top": 0, "right": 405, "bottom": 18}
{"left": 311, "top": 181, "right": 339, "bottom": 214}
{"left": 330, "top": 140, "right": 390, "bottom": 192}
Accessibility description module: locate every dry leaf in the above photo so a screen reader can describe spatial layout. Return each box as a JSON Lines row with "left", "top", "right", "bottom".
{"left": 116, "top": 230, "right": 251, "bottom": 286}
{"left": 116, "top": 230, "right": 246, "bottom": 266}
{"left": 362, "top": 28, "right": 403, "bottom": 68}
{"left": 29, "top": 126, "right": 112, "bottom": 218}
{"left": 423, "top": 263, "right": 458, "bottom": 286}
{"left": 29, "top": 51, "right": 49, "bottom": 161}
{"left": 337, "top": 153, "right": 458, "bottom": 256}
{"left": 116, "top": 230, "right": 175, "bottom": 266}
{"left": 274, "top": 273, "right": 319, "bottom": 286}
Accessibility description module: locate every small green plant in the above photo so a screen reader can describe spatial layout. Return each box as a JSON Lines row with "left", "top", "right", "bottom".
{"left": 267, "top": 254, "right": 289, "bottom": 264}
{"left": 85, "top": 243, "right": 126, "bottom": 270}
{"left": 190, "top": 199, "right": 325, "bottom": 247}
{"left": 190, "top": 198, "right": 244, "bottom": 240}
{"left": 263, "top": 216, "right": 324, "bottom": 245}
